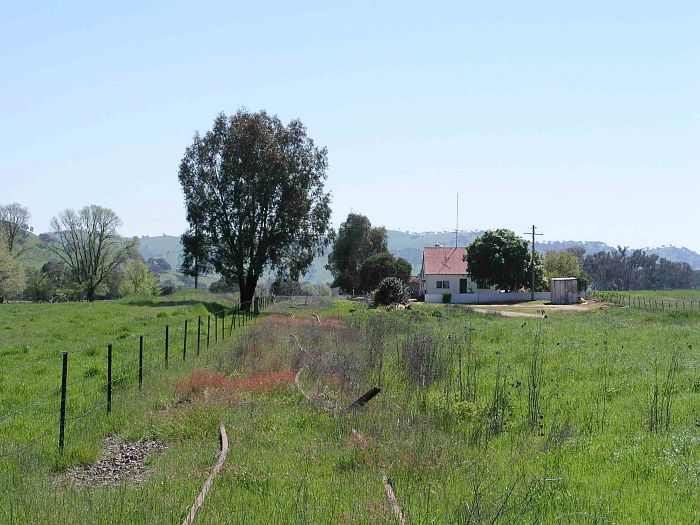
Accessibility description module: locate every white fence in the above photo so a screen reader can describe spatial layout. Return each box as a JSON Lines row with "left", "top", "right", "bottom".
{"left": 425, "top": 292, "right": 552, "bottom": 304}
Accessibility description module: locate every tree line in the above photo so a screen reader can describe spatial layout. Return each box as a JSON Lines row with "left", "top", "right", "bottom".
{"left": 4, "top": 109, "right": 698, "bottom": 306}
{"left": 0, "top": 203, "right": 160, "bottom": 303}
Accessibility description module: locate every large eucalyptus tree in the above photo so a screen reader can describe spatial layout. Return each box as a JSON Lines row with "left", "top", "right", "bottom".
{"left": 178, "top": 110, "right": 333, "bottom": 309}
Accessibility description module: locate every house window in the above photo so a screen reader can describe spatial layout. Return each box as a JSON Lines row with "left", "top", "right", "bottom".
{"left": 436, "top": 280, "right": 450, "bottom": 289}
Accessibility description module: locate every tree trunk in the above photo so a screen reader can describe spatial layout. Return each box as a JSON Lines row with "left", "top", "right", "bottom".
{"left": 240, "top": 279, "right": 257, "bottom": 312}
{"left": 194, "top": 274, "right": 198, "bottom": 289}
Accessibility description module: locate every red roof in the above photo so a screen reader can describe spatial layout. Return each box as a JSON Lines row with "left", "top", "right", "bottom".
{"left": 422, "top": 247, "right": 468, "bottom": 275}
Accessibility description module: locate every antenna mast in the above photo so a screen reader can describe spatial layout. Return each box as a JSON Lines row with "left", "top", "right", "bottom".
{"left": 455, "top": 193, "right": 459, "bottom": 248}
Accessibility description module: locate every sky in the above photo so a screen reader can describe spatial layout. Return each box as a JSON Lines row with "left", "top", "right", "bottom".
{"left": 1, "top": 1, "right": 698, "bottom": 250}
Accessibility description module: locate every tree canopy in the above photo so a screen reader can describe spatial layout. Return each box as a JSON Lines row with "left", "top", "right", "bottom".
{"left": 0, "top": 202, "right": 31, "bottom": 254}
{"left": 326, "top": 213, "right": 387, "bottom": 293}
{"left": 48, "top": 205, "right": 135, "bottom": 301}
{"left": 359, "top": 251, "right": 412, "bottom": 292}
{"left": 0, "top": 239, "right": 25, "bottom": 302}
{"left": 180, "top": 230, "right": 212, "bottom": 289}
{"left": 466, "top": 229, "right": 545, "bottom": 292}
{"left": 582, "top": 247, "right": 694, "bottom": 291}
{"left": 178, "top": 110, "right": 332, "bottom": 309}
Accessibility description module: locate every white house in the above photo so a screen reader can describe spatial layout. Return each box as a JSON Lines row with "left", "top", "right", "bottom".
{"left": 419, "top": 246, "right": 495, "bottom": 302}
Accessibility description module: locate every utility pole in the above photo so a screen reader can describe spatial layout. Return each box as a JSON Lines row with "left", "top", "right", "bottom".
{"left": 522, "top": 225, "right": 543, "bottom": 301}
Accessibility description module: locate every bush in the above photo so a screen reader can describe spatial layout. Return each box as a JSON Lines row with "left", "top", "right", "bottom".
{"left": 442, "top": 292, "right": 452, "bottom": 304}
{"left": 373, "top": 277, "right": 409, "bottom": 306}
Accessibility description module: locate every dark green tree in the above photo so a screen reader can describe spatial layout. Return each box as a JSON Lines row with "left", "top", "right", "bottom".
{"left": 373, "top": 276, "right": 409, "bottom": 306}
{"left": 326, "top": 213, "right": 387, "bottom": 293}
{"left": 180, "top": 230, "right": 212, "bottom": 289}
{"left": 359, "top": 252, "right": 412, "bottom": 292}
{"left": 179, "top": 110, "right": 332, "bottom": 310}
{"left": 466, "top": 229, "right": 545, "bottom": 292}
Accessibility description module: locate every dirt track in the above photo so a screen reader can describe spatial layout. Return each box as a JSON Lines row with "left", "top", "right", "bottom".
{"left": 466, "top": 299, "right": 606, "bottom": 318}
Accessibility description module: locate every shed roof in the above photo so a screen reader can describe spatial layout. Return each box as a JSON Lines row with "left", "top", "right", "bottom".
{"left": 422, "top": 246, "right": 469, "bottom": 275}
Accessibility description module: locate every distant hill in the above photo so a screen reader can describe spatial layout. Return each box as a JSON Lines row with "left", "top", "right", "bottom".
{"left": 15, "top": 230, "right": 700, "bottom": 287}
{"left": 386, "top": 231, "right": 700, "bottom": 276}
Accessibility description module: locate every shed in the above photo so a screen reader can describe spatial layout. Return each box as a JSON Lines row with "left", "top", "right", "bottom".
{"left": 550, "top": 278, "right": 578, "bottom": 305}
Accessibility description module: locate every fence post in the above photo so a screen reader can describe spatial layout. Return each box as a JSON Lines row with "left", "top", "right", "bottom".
{"left": 207, "top": 315, "right": 210, "bottom": 349}
{"left": 59, "top": 352, "right": 68, "bottom": 453}
{"left": 183, "top": 320, "right": 188, "bottom": 361}
{"left": 139, "top": 335, "right": 143, "bottom": 390}
{"left": 229, "top": 310, "right": 233, "bottom": 336}
{"left": 197, "top": 316, "right": 201, "bottom": 356}
{"left": 215, "top": 315, "right": 218, "bottom": 342}
{"left": 221, "top": 312, "right": 225, "bottom": 341}
{"left": 107, "top": 343, "right": 112, "bottom": 413}
{"left": 165, "top": 325, "right": 169, "bottom": 369}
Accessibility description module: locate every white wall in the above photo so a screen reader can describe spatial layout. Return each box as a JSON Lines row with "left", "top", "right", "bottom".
{"left": 421, "top": 274, "right": 493, "bottom": 295}
{"left": 425, "top": 292, "right": 552, "bottom": 304}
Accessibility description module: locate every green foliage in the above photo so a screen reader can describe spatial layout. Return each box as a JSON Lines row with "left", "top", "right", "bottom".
{"left": 0, "top": 240, "right": 25, "bottom": 301}
{"left": 326, "top": 213, "right": 387, "bottom": 293}
{"left": 180, "top": 230, "right": 212, "bottom": 289}
{"left": 179, "top": 110, "right": 333, "bottom": 309}
{"left": 23, "top": 267, "right": 52, "bottom": 302}
{"left": 48, "top": 205, "right": 135, "bottom": 301}
{"left": 583, "top": 247, "right": 694, "bottom": 291}
{"left": 466, "top": 229, "right": 545, "bottom": 292}
{"left": 442, "top": 291, "right": 452, "bottom": 303}
{"left": 117, "top": 260, "right": 161, "bottom": 297}
{"left": 543, "top": 250, "right": 580, "bottom": 278}
{"left": 544, "top": 249, "right": 590, "bottom": 291}
{"left": 425, "top": 390, "right": 477, "bottom": 427}
{"left": 0, "top": 202, "right": 31, "bottom": 254}
{"left": 209, "top": 278, "right": 239, "bottom": 294}
{"left": 373, "top": 276, "right": 409, "bottom": 305}
{"left": 358, "top": 251, "right": 411, "bottom": 292}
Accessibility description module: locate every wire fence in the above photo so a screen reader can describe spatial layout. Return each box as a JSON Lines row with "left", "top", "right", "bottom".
{"left": 0, "top": 295, "right": 272, "bottom": 463}
{"left": 589, "top": 290, "right": 700, "bottom": 312}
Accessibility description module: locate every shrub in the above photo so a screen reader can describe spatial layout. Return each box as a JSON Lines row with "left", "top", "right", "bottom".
{"left": 442, "top": 292, "right": 452, "bottom": 304}
{"left": 373, "top": 277, "right": 409, "bottom": 306}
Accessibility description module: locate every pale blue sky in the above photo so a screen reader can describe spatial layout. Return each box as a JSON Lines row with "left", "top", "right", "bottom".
{"left": 1, "top": 1, "right": 698, "bottom": 250}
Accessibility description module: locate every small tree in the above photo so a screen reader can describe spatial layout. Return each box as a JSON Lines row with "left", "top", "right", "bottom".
{"left": 180, "top": 230, "right": 212, "bottom": 289}
{"left": 118, "top": 260, "right": 161, "bottom": 297}
{"left": 327, "top": 213, "right": 388, "bottom": 293}
{"left": 24, "top": 268, "right": 53, "bottom": 302}
{"left": 373, "top": 276, "right": 409, "bottom": 306}
{"left": 0, "top": 203, "right": 31, "bottom": 254}
{"left": 49, "top": 205, "right": 135, "bottom": 301}
{"left": 543, "top": 250, "right": 580, "bottom": 279}
{"left": 0, "top": 240, "right": 25, "bottom": 303}
{"left": 359, "top": 252, "right": 412, "bottom": 292}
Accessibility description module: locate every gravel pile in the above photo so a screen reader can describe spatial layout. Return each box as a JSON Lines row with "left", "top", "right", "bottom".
{"left": 61, "top": 436, "right": 166, "bottom": 486}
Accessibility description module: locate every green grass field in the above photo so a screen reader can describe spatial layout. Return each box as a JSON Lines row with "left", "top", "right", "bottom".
{"left": 2, "top": 295, "right": 700, "bottom": 523}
